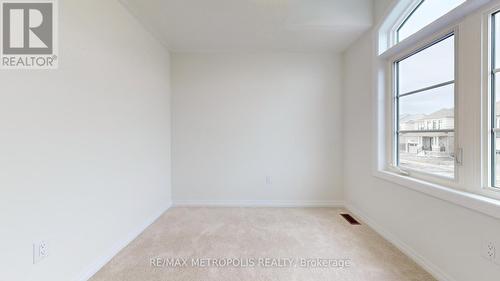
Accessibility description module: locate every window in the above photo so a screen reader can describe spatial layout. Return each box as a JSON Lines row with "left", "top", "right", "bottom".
{"left": 395, "top": 34, "right": 456, "bottom": 179}
{"left": 491, "top": 12, "right": 500, "bottom": 188}
{"left": 397, "top": 0, "right": 466, "bottom": 42}
{"left": 376, "top": 0, "right": 500, "bottom": 218}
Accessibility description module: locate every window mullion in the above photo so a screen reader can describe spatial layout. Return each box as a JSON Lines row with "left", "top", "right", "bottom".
{"left": 399, "top": 80, "right": 455, "bottom": 97}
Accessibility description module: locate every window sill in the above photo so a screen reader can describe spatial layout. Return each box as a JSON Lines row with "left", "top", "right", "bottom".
{"left": 374, "top": 170, "right": 500, "bottom": 220}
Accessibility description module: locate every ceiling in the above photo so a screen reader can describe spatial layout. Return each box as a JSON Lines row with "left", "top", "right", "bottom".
{"left": 120, "top": 0, "right": 374, "bottom": 52}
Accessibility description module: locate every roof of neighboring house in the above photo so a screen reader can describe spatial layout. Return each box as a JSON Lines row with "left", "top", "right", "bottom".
{"left": 400, "top": 108, "right": 453, "bottom": 125}
{"left": 399, "top": 113, "right": 425, "bottom": 123}
{"left": 420, "top": 108, "right": 454, "bottom": 120}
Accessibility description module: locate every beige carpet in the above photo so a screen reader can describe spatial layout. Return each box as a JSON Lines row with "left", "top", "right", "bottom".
{"left": 90, "top": 208, "right": 435, "bottom": 281}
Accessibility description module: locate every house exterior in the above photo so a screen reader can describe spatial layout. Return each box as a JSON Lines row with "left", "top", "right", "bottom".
{"left": 399, "top": 108, "right": 454, "bottom": 157}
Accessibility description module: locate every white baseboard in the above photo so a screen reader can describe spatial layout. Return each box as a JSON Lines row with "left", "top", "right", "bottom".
{"left": 74, "top": 202, "right": 172, "bottom": 281}
{"left": 173, "top": 199, "right": 344, "bottom": 208}
{"left": 345, "top": 203, "right": 454, "bottom": 281}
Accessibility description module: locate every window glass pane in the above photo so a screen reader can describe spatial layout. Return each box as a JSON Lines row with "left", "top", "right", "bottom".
{"left": 494, "top": 13, "right": 500, "bottom": 68}
{"left": 399, "top": 84, "right": 455, "bottom": 131}
{"left": 396, "top": 32, "right": 455, "bottom": 179}
{"left": 494, "top": 74, "right": 500, "bottom": 128}
{"left": 398, "top": 0, "right": 465, "bottom": 42}
{"left": 494, "top": 16, "right": 500, "bottom": 187}
{"left": 398, "top": 36, "right": 454, "bottom": 94}
{"left": 399, "top": 132, "right": 455, "bottom": 178}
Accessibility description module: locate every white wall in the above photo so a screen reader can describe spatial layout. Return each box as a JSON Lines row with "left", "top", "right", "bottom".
{"left": 0, "top": 1, "right": 172, "bottom": 281}
{"left": 343, "top": 21, "right": 500, "bottom": 281}
{"left": 172, "top": 53, "right": 343, "bottom": 205}
{"left": 373, "top": 0, "right": 394, "bottom": 23}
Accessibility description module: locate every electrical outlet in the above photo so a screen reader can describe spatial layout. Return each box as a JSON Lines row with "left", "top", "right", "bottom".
{"left": 487, "top": 242, "right": 496, "bottom": 260}
{"left": 33, "top": 241, "right": 49, "bottom": 264}
{"left": 482, "top": 240, "right": 496, "bottom": 261}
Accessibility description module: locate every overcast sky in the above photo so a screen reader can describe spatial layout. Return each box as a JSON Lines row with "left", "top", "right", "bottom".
{"left": 398, "top": 28, "right": 455, "bottom": 116}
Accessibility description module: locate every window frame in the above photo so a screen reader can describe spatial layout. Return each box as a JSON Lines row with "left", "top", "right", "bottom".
{"left": 388, "top": 0, "right": 424, "bottom": 47}
{"left": 482, "top": 7, "right": 500, "bottom": 197}
{"left": 490, "top": 11, "right": 497, "bottom": 189}
{"left": 395, "top": 0, "right": 425, "bottom": 43}
{"left": 374, "top": 0, "right": 500, "bottom": 219}
{"left": 388, "top": 28, "right": 461, "bottom": 187}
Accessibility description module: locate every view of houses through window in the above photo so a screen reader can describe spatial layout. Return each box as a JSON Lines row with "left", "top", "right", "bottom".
{"left": 398, "top": 105, "right": 455, "bottom": 178}
{"left": 396, "top": 35, "right": 455, "bottom": 178}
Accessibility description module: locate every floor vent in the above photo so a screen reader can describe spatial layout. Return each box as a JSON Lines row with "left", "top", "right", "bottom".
{"left": 340, "top": 213, "right": 361, "bottom": 225}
